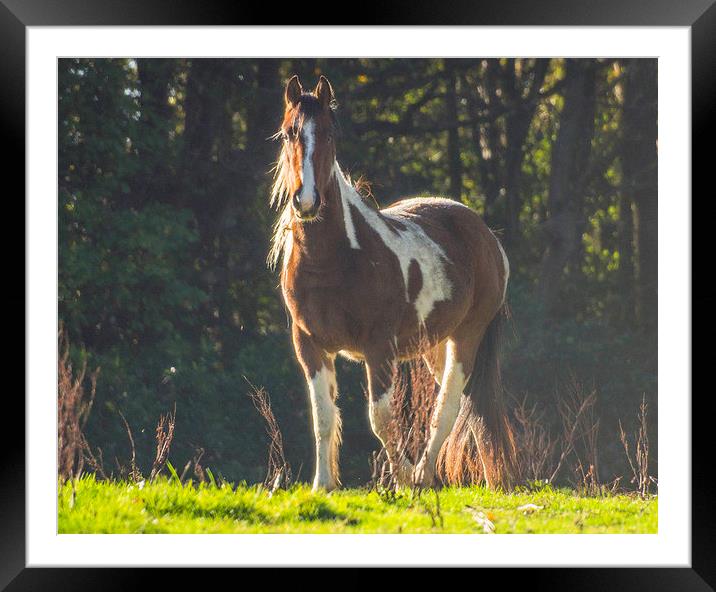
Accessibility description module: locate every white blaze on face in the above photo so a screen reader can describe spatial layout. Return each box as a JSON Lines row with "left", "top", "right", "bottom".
{"left": 298, "top": 119, "right": 317, "bottom": 213}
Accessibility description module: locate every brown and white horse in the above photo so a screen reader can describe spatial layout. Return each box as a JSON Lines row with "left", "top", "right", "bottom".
{"left": 270, "top": 75, "right": 515, "bottom": 491}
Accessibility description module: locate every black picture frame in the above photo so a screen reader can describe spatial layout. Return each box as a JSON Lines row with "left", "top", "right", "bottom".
{"left": 5, "top": 0, "right": 710, "bottom": 587}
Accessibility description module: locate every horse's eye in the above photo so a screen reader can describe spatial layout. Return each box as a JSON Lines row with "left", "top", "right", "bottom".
{"left": 285, "top": 125, "right": 300, "bottom": 142}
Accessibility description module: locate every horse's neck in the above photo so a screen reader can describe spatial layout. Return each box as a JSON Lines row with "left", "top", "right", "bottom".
{"left": 291, "top": 176, "right": 346, "bottom": 269}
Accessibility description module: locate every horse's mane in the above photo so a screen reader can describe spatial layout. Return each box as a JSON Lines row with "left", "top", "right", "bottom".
{"left": 268, "top": 94, "right": 378, "bottom": 270}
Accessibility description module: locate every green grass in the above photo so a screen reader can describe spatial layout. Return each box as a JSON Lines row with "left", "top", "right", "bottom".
{"left": 58, "top": 475, "right": 657, "bottom": 534}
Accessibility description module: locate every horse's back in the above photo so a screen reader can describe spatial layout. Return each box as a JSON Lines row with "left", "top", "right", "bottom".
{"left": 383, "top": 196, "right": 495, "bottom": 261}
{"left": 383, "top": 196, "right": 505, "bottom": 315}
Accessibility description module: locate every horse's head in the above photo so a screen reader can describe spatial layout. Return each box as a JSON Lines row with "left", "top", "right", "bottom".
{"left": 277, "top": 75, "right": 337, "bottom": 221}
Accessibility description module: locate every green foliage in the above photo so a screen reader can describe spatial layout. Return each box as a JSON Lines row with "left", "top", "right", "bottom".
{"left": 58, "top": 476, "right": 657, "bottom": 534}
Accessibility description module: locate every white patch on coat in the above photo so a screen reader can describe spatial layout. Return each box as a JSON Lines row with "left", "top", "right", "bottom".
{"left": 339, "top": 177, "right": 361, "bottom": 250}
{"left": 388, "top": 196, "right": 471, "bottom": 210}
{"left": 298, "top": 120, "right": 317, "bottom": 213}
{"left": 368, "top": 384, "right": 394, "bottom": 438}
{"left": 308, "top": 365, "right": 341, "bottom": 490}
{"left": 334, "top": 163, "right": 452, "bottom": 323}
{"left": 490, "top": 230, "right": 509, "bottom": 303}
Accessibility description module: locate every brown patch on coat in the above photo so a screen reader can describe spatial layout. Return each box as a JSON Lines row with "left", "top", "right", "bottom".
{"left": 407, "top": 259, "right": 423, "bottom": 304}
{"left": 384, "top": 216, "right": 408, "bottom": 235}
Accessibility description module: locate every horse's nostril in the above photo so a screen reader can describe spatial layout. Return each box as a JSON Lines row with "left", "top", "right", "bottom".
{"left": 292, "top": 189, "right": 319, "bottom": 218}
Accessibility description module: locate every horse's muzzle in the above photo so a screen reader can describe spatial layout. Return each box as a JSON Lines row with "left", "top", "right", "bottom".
{"left": 292, "top": 188, "right": 320, "bottom": 220}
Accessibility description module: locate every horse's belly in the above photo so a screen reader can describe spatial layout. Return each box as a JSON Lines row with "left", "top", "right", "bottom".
{"left": 337, "top": 349, "right": 365, "bottom": 362}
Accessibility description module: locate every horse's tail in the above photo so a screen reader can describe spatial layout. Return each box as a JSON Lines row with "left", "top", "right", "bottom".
{"left": 438, "top": 305, "right": 517, "bottom": 489}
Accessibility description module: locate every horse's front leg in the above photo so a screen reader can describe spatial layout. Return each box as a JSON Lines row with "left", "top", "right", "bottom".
{"left": 365, "top": 352, "right": 414, "bottom": 487}
{"left": 293, "top": 326, "right": 341, "bottom": 492}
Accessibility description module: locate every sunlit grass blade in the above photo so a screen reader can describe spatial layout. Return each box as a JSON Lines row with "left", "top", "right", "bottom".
{"left": 166, "top": 460, "right": 180, "bottom": 483}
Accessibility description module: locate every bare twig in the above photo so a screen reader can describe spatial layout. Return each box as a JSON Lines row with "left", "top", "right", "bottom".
{"left": 80, "top": 436, "right": 108, "bottom": 480}
{"left": 179, "top": 447, "right": 205, "bottom": 482}
{"left": 512, "top": 395, "right": 558, "bottom": 483}
{"left": 118, "top": 410, "right": 142, "bottom": 482}
{"left": 245, "top": 377, "right": 292, "bottom": 491}
{"left": 57, "top": 324, "right": 100, "bottom": 482}
{"left": 548, "top": 382, "right": 598, "bottom": 485}
{"left": 149, "top": 403, "right": 176, "bottom": 482}
{"left": 619, "top": 394, "right": 653, "bottom": 497}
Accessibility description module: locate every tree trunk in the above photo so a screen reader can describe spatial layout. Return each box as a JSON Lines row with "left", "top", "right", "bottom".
{"left": 215, "top": 59, "right": 282, "bottom": 349}
{"left": 539, "top": 59, "right": 597, "bottom": 317}
{"left": 617, "top": 192, "right": 636, "bottom": 325}
{"left": 467, "top": 59, "right": 547, "bottom": 237}
{"left": 464, "top": 67, "right": 500, "bottom": 222}
{"left": 622, "top": 59, "right": 658, "bottom": 332}
{"left": 445, "top": 60, "right": 462, "bottom": 200}
{"left": 503, "top": 59, "right": 549, "bottom": 245}
{"left": 181, "top": 59, "right": 234, "bottom": 225}
{"left": 133, "top": 59, "right": 176, "bottom": 206}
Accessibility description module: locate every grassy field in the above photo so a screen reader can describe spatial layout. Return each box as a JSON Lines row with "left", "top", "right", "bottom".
{"left": 58, "top": 475, "right": 657, "bottom": 534}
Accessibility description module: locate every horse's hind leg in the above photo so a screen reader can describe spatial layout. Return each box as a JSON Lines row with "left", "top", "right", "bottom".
{"left": 414, "top": 332, "right": 482, "bottom": 487}
{"left": 423, "top": 340, "right": 447, "bottom": 387}
{"left": 365, "top": 352, "right": 414, "bottom": 486}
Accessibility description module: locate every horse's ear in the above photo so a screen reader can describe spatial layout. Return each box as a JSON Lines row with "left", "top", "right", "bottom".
{"left": 315, "top": 76, "right": 335, "bottom": 110}
{"left": 285, "top": 75, "right": 302, "bottom": 107}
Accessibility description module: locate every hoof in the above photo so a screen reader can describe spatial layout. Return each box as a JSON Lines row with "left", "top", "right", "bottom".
{"left": 413, "top": 459, "right": 436, "bottom": 489}
{"left": 312, "top": 479, "right": 338, "bottom": 493}
{"left": 392, "top": 459, "right": 415, "bottom": 487}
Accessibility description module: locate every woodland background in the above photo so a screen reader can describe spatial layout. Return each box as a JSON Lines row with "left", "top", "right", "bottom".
{"left": 58, "top": 58, "right": 657, "bottom": 486}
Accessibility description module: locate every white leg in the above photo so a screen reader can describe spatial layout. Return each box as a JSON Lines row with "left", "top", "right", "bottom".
{"left": 308, "top": 365, "right": 341, "bottom": 491}
{"left": 415, "top": 340, "right": 467, "bottom": 486}
{"left": 369, "top": 383, "right": 414, "bottom": 486}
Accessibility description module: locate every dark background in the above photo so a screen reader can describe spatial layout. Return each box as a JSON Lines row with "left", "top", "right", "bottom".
{"left": 58, "top": 57, "right": 657, "bottom": 486}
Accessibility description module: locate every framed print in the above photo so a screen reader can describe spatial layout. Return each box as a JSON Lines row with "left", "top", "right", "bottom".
{"left": 5, "top": 0, "right": 711, "bottom": 587}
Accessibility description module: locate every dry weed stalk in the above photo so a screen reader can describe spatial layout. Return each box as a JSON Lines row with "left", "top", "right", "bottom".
{"left": 150, "top": 403, "right": 176, "bottom": 482}
{"left": 548, "top": 381, "right": 598, "bottom": 486}
{"left": 246, "top": 379, "right": 292, "bottom": 492}
{"left": 513, "top": 379, "right": 616, "bottom": 494}
{"left": 369, "top": 448, "right": 393, "bottom": 491}
{"left": 180, "top": 447, "right": 206, "bottom": 482}
{"left": 562, "top": 379, "right": 601, "bottom": 495}
{"left": 80, "top": 437, "right": 108, "bottom": 480}
{"left": 118, "top": 410, "right": 142, "bottom": 482}
{"left": 57, "top": 326, "right": 100, "bottom": 482}
{"left": 619, "top": 394, "right": 654, "bottom": 497}
{"left": 512, "top": 395, "right": 558, "bottom": 483}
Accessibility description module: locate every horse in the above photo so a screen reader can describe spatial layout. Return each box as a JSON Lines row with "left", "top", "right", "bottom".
{"left": 269, "top": 75, "right": 515, "bottom": 491}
